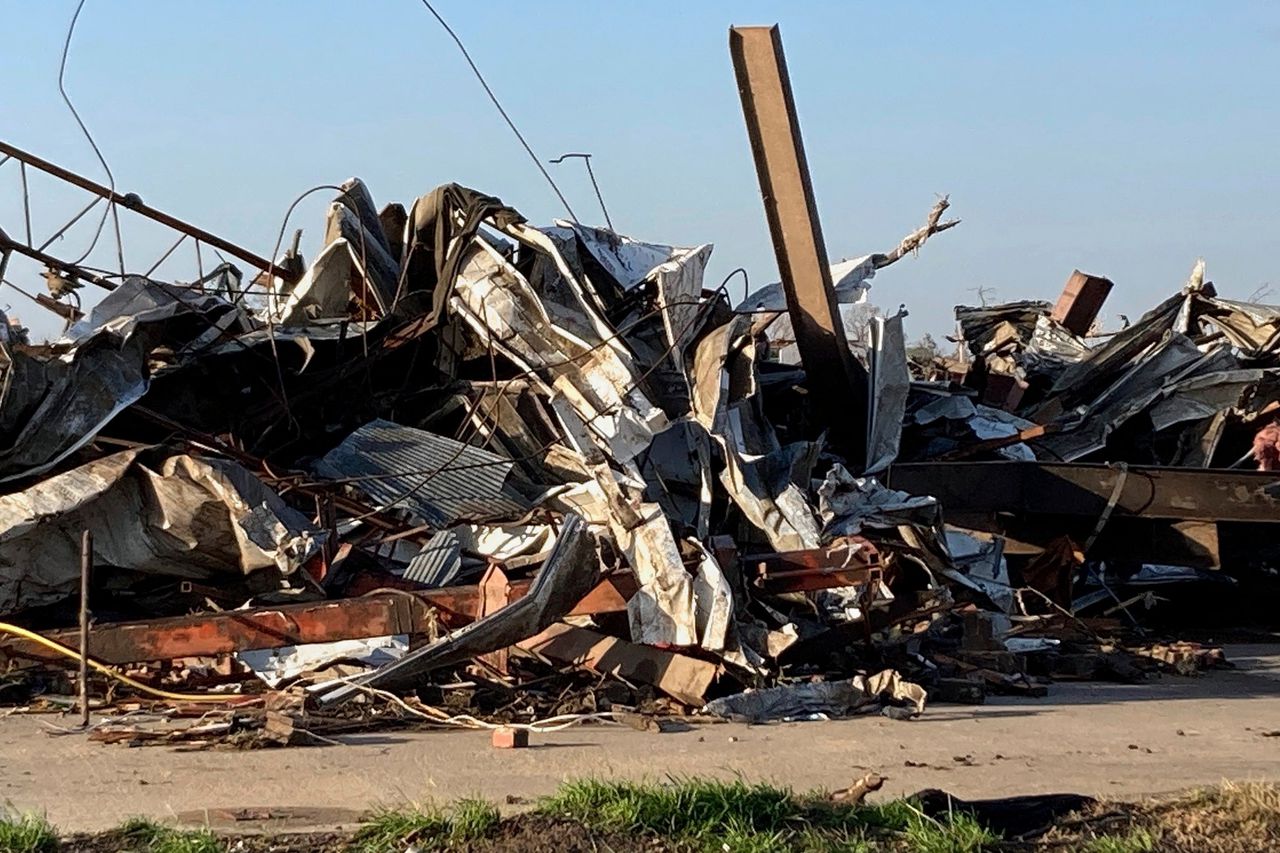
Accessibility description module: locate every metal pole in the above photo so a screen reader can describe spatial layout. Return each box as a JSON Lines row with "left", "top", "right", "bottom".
{"left": 78, "top": 529, "right": 92, "bottom": 728}
{"left": 0, "top": 139, "right": 296, "bottom": 283}
{"left": 0, "top": 231, "right": 114, "bottom": 289}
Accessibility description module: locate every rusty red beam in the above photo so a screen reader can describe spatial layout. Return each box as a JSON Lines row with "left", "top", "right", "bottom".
{"left": 1, "top": 540, "right": 881, "bottom": 667}
{"left": 0, "top": 229, "right": 115, "bottom": 289}
{"left": 0, "top": 574, "right": 637, "bottom": 667}
{"left": 746, "top": 537, "right": 882, "bottom": 594}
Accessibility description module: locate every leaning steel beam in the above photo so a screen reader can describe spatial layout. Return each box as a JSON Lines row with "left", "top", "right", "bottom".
{"left": 888, "top": 461, "right": 1280, "bottom": 523}
{"left": 729, "top": 25, "right": 868, "bottom": 468}
{"left": 0, "top": 140, "right": 297, "bottom": 284}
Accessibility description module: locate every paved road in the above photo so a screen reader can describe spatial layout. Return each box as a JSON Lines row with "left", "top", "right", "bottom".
{"left": 3, "top": 644, "right": 1278, "bottom": 833}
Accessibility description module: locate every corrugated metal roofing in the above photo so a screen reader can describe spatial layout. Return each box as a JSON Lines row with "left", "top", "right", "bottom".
{"left": 401, "top": 529, "right": 464, "bottom": 587}
{"left": 316, "top": 419, "right": 529, "bottom": 527}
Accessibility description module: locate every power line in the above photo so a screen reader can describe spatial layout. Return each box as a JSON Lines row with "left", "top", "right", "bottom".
{"left": 58, "top": 0, "right": 125, "bottom": 274}
{"left": 414, "top": 0, "right": 579, "bottom": 223}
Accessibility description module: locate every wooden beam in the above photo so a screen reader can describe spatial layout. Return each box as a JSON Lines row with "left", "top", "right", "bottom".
{"left": 518, "top": 623, "right": 717, "bottom": 706}
{"left": 729, "top": 25, "right": 867, "bottom": 467}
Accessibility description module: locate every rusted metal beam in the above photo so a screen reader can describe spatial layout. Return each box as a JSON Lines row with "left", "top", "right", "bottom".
{"left": 0, "top": 537, "right": 885, "bottom": 668}
{"left": 3, "top": 593, "right": 435, "bottom": 667}
{"left": 0, "top": 573, "right": 637, "bottom": 667}
{"left": 729, "top": 25, "right": 867, "bottom": 468}
{"left": 746, "top": 537, "right": 882, "bottom": 594}
{"left": 0, "top": 140, "right": 297, "bottom": 283}
{"left": 0, "top": 229, "right": 114, "bottom": 289}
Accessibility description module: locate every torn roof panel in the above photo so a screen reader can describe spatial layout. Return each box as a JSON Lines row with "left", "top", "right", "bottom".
{"left": 315, "top": 419, "right": 530, "bottom": 528}
{"left": 548, "top": 221, "right": 699, "bottom": 292}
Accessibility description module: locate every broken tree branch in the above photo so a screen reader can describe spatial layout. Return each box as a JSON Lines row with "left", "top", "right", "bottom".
{"left": 873, "top": 195, "right": 960, "bottom": 269}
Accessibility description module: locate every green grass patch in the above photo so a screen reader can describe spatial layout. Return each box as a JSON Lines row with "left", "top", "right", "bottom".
{"left": 351, "top": 797, "right": 500, "bottom": 851}
{"left": 903, "top": 807, "right": 999, "bottom": 853}
{"left": 115, "top": 817, "right": 224, "bottom": 853}
{"left": 536, "top": 777, "right": 999, "bottom": 852}
{"left": 351, "top": 805, "right": 449, "bottom": 852}
{"left": 447, "top": 798, "right": 500, "bottom": 841}
{"left": 0, "top": 811, "right": 58, "bottom": 853}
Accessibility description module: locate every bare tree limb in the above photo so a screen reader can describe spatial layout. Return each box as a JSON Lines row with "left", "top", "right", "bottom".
{"left": 872, "top": 195, "right": 960, "bottom": 269}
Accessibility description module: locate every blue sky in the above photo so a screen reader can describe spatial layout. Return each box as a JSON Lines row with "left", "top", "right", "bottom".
{"left": 2, "top": 1, "right": 1277, "bottom": 342}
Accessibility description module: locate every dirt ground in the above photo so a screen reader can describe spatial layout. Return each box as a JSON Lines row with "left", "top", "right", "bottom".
{"left": 2, "top": 643, "right": 1277, "bottom": 835}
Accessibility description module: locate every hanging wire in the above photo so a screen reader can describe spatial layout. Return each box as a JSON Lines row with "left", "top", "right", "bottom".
{"left": 58, "top": 0, "right": 125, "bottom": 274}
{"left": 549, "top": 153, "right": 614, "bottom": 231}
{"left": 414, "top": 0, "right": 578, "bottom": 222}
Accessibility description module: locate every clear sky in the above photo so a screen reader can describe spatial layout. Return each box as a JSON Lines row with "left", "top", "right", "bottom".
{"left": 2, "top": 1, "right": 1277, "bottom": 343}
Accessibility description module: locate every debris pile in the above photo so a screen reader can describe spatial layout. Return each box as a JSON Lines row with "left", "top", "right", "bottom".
{"left": 2, "top": 94, "right": 1272, "bottom": 746}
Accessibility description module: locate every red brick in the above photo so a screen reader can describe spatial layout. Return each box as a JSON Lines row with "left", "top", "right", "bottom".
{"left": 491, "top": 726, "right": 529, "bottom": 749}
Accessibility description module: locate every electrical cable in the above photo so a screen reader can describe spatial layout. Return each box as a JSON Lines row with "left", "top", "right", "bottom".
{"left": 312, "top": 675, "right": 620, "bottom": 732}
{"left": 414, "top": 0, "right": 578, "bottom": 222}
{"left": 0, "top": 622, "right": 246, "bottom": 704}
{"left": 58, "top": 0, "right": 125, "bottom": 274}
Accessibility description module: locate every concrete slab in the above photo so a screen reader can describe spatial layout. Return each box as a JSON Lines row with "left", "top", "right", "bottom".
{"left": 2, "top": 645, "right": 1277, "bottom": 833}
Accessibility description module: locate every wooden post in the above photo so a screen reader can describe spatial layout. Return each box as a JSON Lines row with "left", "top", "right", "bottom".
{"left": 729, "top": 24, "right": 868, "bottom": 468}
{"left": 79, "top": 530, "right": 92, "bottom": 727}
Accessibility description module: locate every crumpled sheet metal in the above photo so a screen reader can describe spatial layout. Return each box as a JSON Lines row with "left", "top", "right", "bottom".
{"left": 944, "top": 528, "right": 1014, "bottom": 613}
{"left": 453, "top": 237, "right": 666, "bottom": 464}
{"left": 1147, "top": 366, "right": 1280, "bottom": 432}
{"left": 0, "top": 276, "right": 263, "bottom": 484}
{"left": 1042, "top": 291, "right": 1188, "bottom": 401}
{"left": 704, "top": 669, "right": 927, "bottom": 722}
{"left": 955, "top": 301, "right": 1050, "bottom": 353}
{"left": 452, "top": 229, "right": 702, "bottom": 647}
{"left": 1033, "top": 335, "right": 1240, "bottom": 462}
{"left": 1195, "top": 296, "right": 1280, "bottom": 355}
{"left": 64, "top": 275, "right": 252, "bottom": 347}
{"left": 0, "top": 448, "right": 318, "bottom": 615}
{"left": 268, "top": 238, "right": 365, "bottom": 325}
{"left": 316, "top": 513, "right": 600, "bottom": 705}
{"left": 0, "top": 323, "right": 147, "bottom": 484}
{"left": 737, "top": 254, "right": 877, "bottom": 312}
{"left": 818, "top": 464, "right": 954, "bottom": 584}
{"left": 400, "top": 530, "right": 465, "bottom": 588}
{"left": 818, "top": 464, "right": 941, "bottom": 541}
{"left": 547, "top": 222, "right": 714, "bottom": 379}
{"left": 866, "top": 312, "right": 910, "bottom": 474}
{"left": 238, "top": 634, "right": 409, "bottom": 689}
{"left": 269, "top": 179, "right": 400, "bottom": 325}
{"left": 690, "top": 538, "right": 732, "bottom": 652}
{"left": 691, "top": 314, "right": 822, "bottom": 552}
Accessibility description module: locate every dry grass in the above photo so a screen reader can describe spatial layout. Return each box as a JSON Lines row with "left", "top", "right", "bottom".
{"left": 1144, "top": 782, "right": 1280, "bottom": 852}
{"left": 1046, "top": 782, "right": 1280, "bottom": 853}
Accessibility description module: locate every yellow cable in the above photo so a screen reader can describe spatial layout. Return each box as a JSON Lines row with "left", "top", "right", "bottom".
{"left": 0, "top": 622, "right": 242, "bottom": 704}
